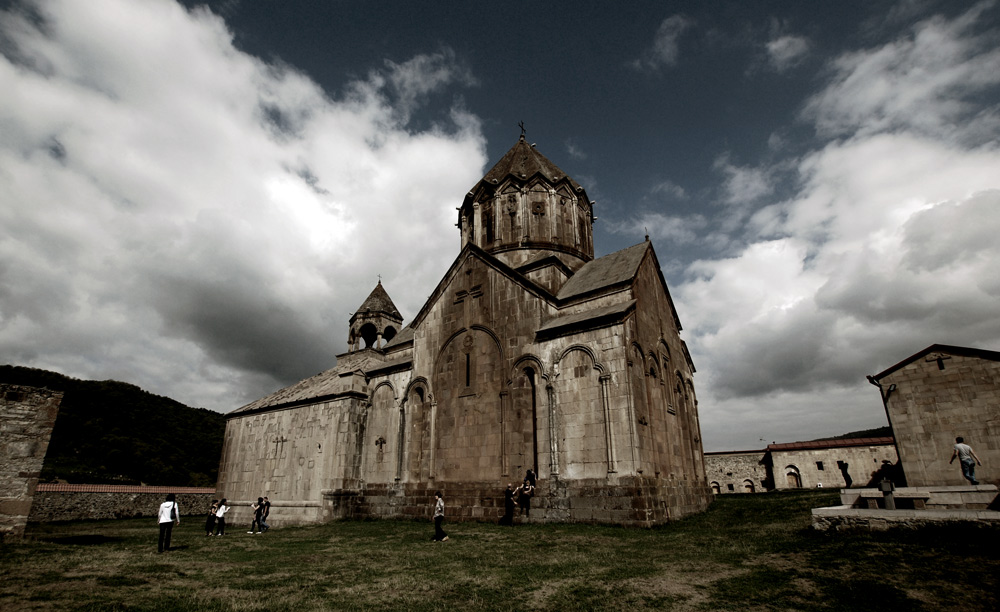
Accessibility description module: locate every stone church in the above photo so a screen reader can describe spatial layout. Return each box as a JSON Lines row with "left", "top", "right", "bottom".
{"left": 217, "top": 135, "right": 712, "bottom": 526}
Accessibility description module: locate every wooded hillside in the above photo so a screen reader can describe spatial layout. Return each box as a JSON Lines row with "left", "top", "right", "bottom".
{"left": 1, "top": 365, "right": 225, "bottom": 487}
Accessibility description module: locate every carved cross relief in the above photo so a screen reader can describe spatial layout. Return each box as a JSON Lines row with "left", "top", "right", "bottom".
{"left": 926, "top": 353, "right": 952, "bottom": 370}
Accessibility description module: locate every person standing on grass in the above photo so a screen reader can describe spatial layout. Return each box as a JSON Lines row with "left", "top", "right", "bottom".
{"left": 514, "top": 479, "right": 534, "bottom": 518}
{"left": 260, "top": 496, "right": 271, "bottom": 532}
{"left": 205, "top": 499, "right": 218, "bottom": 536}
{"left": 248, "top": 497, "right": 264, "bottom": 534}
{"left": 432, "top": 491, "right": 448, "bottom": 541}
{"left": 157, "top": 493, "right": 180, "bottom": 553}
{"left": 499, "top": 484, "right": 516, "bottom": 526}
{"left": 214, "top": 498, "right": 230, "bottom": 536}
{"left": 950, "top": 436, "right": 983, "bottom": 485}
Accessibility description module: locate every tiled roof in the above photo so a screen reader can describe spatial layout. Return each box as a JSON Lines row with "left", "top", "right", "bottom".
{"left": 230, "top": 350, "right": 386, "bottom": 414}
{"left": 536, "top": 300, "right": 636, "bottom": 339}
{"left": 766, "top": 436, "right": 895, "bottom": 452}
{"left": 36, "top": 484, "right": 216, "bottom": 493}
{"left": 557, "top": 242, "right": 649, "bottom": 301}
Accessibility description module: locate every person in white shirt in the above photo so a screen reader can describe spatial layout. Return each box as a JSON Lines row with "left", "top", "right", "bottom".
{"left": 214, "top": 498, "right": 230, "bottom": 536}
{"left": 157, "top": 493, "right": 179, "bottom": 553}
{"left": 950, "top": 436, "right": 983, "bottom": 485}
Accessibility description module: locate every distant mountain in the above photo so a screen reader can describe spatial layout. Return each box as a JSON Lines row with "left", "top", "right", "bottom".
{"left": 0, "top": 365, "right": 225, "bottom": 487}
{"left": 815, "top": 426, "right": 893, "bottom": 441}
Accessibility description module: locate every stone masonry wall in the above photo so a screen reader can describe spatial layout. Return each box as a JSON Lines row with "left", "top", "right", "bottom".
{"left": 705, "top": 451, "right": 768, "bottom": 493}
{"left": 880, "top": 352, "right": 1000, "bottom": 487}
{"left": 771, "top": 444, "right": 898, "bottom": 490}
{"left": 28, "top": 485, "right": 215, "bottom": 522}
{"left": 0, "top": 384, "right": 62, "bottom": 541}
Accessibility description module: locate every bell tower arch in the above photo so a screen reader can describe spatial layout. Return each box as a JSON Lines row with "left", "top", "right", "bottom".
{"left": 348, "top": 280, "right": 403, "bottom": 351}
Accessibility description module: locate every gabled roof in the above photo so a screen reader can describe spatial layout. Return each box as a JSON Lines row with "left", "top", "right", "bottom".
{"left": 557, "top": 241, "right": 650, "bottom": 301}
{"left": 350, "top": 281, "right": 401, "bottom": 324}
{"left": 536, "top": 300, "right": 636, "bottom": 341}
{"left": 409, "top": 242, "right": 555, "bottom": 329}
{"left": 873, "top": 344, "right": 1000, "bottom": 380}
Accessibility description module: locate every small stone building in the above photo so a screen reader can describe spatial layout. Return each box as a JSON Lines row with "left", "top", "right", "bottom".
{"left": 764, "top": 437, "right": 898, "bottom": 490}
{"left": 705, "top": 437, "right": 898, "bottom": 493}
{"left": 704, "top": 450, "right": 768, "bottom": 494}
{"left": 0, "top": 384, "right": 62, "bottom": 540}
{"left": 870, "top": 344, "right": 1000, "bottom": 487}
{"left": 217, "top": 135, "right": 712, "bottom": 526}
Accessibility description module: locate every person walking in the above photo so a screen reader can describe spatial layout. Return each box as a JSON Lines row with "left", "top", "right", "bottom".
{"left": 950, "top": 436, "right": 983, "bottom": 485}
{"left": 214, "top": 498, "right": 230, "bottom": 536}
{"left": 499, "top": 483, "right": 516, "bottom": 526}
{"left": 260, "top": 496, "right": 271, "bottom": 532}
{"left": 157, "top": 493, "right": 180, "bottom": 553}
{"left": 204, "top": 499, "right": 218, "bottom": 536}
{"left": 432, "top": 491, "right": 448, "bottom": 541}
{"left": 248, "top": 497, "right": 264, "bottom": 534}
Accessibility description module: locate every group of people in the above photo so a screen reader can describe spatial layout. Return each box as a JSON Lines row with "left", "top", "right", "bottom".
{"left": 201, "top": 496, "right": 269, "bottom": 536}
{"left": 248, "top": 496, "right": 271, "bottom": 534}
{"left": 499, "top": 469, "right": 536, "bottom": 526}
{"left": 160, "top": 441, "right": 986, "bottom": 550}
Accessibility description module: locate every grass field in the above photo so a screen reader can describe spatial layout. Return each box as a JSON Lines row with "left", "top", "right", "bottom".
{"left": 2, "top": 489, "right": 998, "bottom": 611}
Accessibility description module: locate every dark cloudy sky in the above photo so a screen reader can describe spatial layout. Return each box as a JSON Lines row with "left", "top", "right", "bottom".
{"left": 2, "top": 0, "right": 998, "bottom": 451}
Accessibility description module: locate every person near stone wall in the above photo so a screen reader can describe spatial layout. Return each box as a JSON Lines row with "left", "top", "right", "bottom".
{"left": 950, "top": 437, "right": 983, "bottom": 485}
{"left": 248, "top": 497, "right": 264, "bottom": 534}
{"left": 157, "top": 493, "right": 180, "bottom": 553}
{"left": 214, "top": 499, "right": 230, "bottom": 535}
{"left": 205, "top": 499, "right": 218, "bottom": 536}
{"left": 260, "top": 496, "right": 271, "bottom": 532}
{"left": 432, "top": 491, "right": 448, "bottom": 541}
{"left": 499, "top": 484, "right": 516, "bottom": 526}
{"left": 515, "top": 479, "right": 534, "bottom": 518}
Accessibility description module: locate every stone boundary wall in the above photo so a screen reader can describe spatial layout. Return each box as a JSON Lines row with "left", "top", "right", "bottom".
{"left": 812, "top": 506, "right": 1000, "bottom": 531}
{"left": 307, "top": 476, "right": 712, "bottom": 528}
{"left": 1, "top": 384, "right": 62, "bottom": 541}
{"left": 28, "top": 485, "right": 216, "bottom": 522}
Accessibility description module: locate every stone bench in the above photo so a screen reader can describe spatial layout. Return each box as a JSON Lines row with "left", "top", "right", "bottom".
{"left": 857, "top": 490, "right": 930, "bottom": 510}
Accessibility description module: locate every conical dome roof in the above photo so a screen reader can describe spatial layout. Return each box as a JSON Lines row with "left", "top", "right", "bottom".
{"left": 350, "top": 281, "right": 401, "bottom": 324}
{"left": 462, "top": 135, "right": 586, "bottom": 208}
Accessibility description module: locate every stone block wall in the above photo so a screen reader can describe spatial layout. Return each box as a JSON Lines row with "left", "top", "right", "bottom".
{"left": 770, "top": 443, "right": 897, "bottom": 490}
{"left": 879, "top": 350, "right": 1000, "bottom": 487}
{"left": 704, "top": 451, "right": 768, "bottom": 493}
{"left": 0, "top": 384, "right": 62, "bottom": 541}
{"left": 28, "top": 485, "right": 216, "bottom": 522}
{"left": 324, "top": 475, "right": 711, "bottom": 528}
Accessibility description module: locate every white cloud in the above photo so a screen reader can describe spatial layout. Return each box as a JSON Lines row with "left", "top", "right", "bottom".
{"left": 766, "top": 34, "right": 810, "bottom": 72}
{"left": 803, "top": 2, "right": 1000, "bottom": 142}
{"left": 631, "top": 14, "right": 693, "bottom": 71}
{"left": 0, "top": 0, "right": 486, "bottom": 410}
{"left": 677, "top": 3, "right": 1000, "bottom": 450}
{"left": 714, "top": 154, "right": 775, "bottom": 206}
{"left": 565, "top": 138, "right": 587, "bottom": 160}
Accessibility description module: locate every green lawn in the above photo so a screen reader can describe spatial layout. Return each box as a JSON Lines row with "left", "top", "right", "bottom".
{"left": 2, "top": 490, "right": 997, "bottom": 611}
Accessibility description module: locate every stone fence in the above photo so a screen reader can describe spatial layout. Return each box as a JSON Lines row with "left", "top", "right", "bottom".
{"left": 28, "top": 484, "right": 216, "bottom": 522}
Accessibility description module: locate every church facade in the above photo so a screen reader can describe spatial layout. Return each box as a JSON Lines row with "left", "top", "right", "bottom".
{"left": 216, "top": 136, "right": 712, "bottom": 526}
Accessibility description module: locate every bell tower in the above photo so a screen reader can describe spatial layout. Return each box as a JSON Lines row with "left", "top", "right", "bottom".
{"left": 348, "top": 280, "right": 402, "bottom": 351}
{"left": 458, "top": 134, "right": 595, "bottom": 274}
